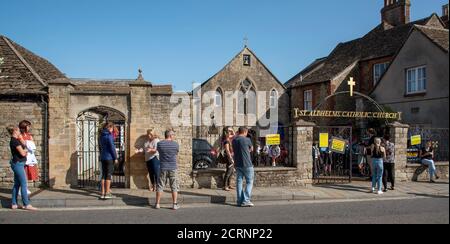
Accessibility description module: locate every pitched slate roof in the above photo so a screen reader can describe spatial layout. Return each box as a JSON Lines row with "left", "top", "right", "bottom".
{"left": 287, "top": 14, "right": 445, "bottom": 88}
{"left": 0, "top": 35, "right": 65, "bottom": 94}
{"left": 285, "top": 57, "right": 326, "bottom": 88}
{"left": 414, "top": 25, "right": 449, "bottom": 52}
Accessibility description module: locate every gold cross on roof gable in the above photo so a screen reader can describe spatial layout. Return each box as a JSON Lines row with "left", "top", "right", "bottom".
{"left": 348, "top": 77, "right": 356, "bottom": 97}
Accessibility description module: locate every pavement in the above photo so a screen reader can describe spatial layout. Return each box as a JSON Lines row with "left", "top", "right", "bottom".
{"left": 1, "top": 198, "right": 448, "bottom": 224}
{"left": 0, "top": 180, "right": 448, "bottom": 209}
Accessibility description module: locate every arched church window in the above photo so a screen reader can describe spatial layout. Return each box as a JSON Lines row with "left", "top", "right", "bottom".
{"left": 215, "top": 88, "right": 223, "bottom": 107}
{"left": 270, "top": 89, "right": 278, "bottom": 108}
{"left": 238, "top": 79, "right": 257, "bottom": 115}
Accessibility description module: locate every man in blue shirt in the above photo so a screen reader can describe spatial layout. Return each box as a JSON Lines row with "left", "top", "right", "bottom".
{"left": 232, "top": 127, "right": 255, "bottom": 207}
{"left": 155, "top": 130, "right": 180, "bottom": 210}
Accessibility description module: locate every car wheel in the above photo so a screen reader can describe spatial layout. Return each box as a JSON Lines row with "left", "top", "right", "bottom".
{"left": 194, "top": 159, "right": 211, "bottom": 170}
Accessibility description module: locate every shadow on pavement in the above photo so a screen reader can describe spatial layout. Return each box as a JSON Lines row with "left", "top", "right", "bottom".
{"left": 407, "top": 193, "right": 450, "bottom": 199}
{"left": 313, "top": 184, "right": 369, "bottom": 193}
{"left": 178, "top": 190, "right": 229, "bottom": 204}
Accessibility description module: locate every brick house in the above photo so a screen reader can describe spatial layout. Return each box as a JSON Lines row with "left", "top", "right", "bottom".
{"left": 286, "top": 0, "right": 447, "bottom": 116}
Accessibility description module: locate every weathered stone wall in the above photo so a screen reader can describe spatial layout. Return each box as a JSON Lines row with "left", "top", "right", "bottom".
{"left": 405, "top": 163, "right": 449, "bottom": 182}
{"left": 124, "top": 83, "right": 151, "bottom": 190}
{"left": 0, "top": 98, "right": 45, "bottom": 187}
{"left": 148, "top": 92, "right": 192, "bottom": 188}
{"left": 390, "top": 122, "right": 410, "bottom": 181}
{"left": 292, "top": 120, "right": 314, "bottom": 185}
{"left": 192, "top": 168, "right": 307, "bottom": 189}
{"left": 47, "top": 81, "right": 75, "bottom": 188}
{"left": 388, "top": 122, "right": 449, "bottom": 181}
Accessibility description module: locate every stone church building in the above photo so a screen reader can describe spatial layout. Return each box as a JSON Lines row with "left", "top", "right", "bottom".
{"left": 193, "top": 46, "right": 290, "bottom": 147}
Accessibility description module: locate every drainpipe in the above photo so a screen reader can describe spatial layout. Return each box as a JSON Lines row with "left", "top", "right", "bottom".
{"left": 41, "top": 95, "right": 49, "bottom": 186}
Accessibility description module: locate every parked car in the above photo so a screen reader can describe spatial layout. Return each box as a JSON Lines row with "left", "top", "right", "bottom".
{"left": 192, "top": 139, "right": 218, "bottom": 170}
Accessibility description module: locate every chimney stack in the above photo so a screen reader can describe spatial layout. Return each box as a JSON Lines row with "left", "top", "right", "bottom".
{"left": 442, "top": 4, "right": 449, "bottom": 29}
{"left": 381, "top": 0, "right": 411, "bottom": 27}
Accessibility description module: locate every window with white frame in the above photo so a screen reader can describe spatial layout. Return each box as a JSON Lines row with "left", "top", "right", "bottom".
{"left": 270, "top": 89, "right": 277, "bottom": 108}
{"left": 406, "top": 66, "right": 427, "bottom": 94}
{"left": 373, "top": 62, "right": 390, "bottom": 85}
{"left": 304, "top": 90, "right": 313, "bottom": 111}
{"left": 215, "top": 88, "right": 223, "bottom": 107}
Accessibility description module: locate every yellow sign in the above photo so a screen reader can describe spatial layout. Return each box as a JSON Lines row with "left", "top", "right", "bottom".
{"left": 411, "top": 135, "right": 422, "bottom": 146}
{"left": 331, "top": 138, "right": 347, "bottom": 154}
{"left": 407, "top": 151, "right": 419, "bottom": 158}
{"left": 293, "top": 109, "right": 402, "bottom": 120}
{"left": 319, "top": 133, "right": 329, "bottom": 148}
{"left": 266, "top": 134, "right": 281, "bottom": 146}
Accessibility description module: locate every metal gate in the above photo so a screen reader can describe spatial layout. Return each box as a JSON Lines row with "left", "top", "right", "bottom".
{"left": 194, "top": 125, "right": 295, "bottom": 168}
{"left": 313, "top": 126, "right": 353, "bottom": 184}
{"left": 76, "top": 111, "right": 126, "bottom": 188}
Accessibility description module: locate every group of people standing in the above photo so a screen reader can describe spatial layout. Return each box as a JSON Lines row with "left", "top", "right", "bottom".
{"left": 366, "top": 131, "right": 396, "bottom": 194}
{"left": 102, "top": 123, "right": 181, "bottom": 210}
{"left": 363, "top": 128, "right": 440, "bottom": 195}
{"left": 7, "top": 120, "right": 39, "bottom": 211}
{"left": 219, "top": 127, "right": 256, "bottom": 207}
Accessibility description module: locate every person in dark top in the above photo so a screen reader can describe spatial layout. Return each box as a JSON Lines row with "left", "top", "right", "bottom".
{"left": 420, "top": 141, "right": 440, "bottom": 183}
{"left": 232, "top": 127, "right": 255, "bottom": 207}
{"left": 99, "top": 122, "right": 118, "bottom": 200}
{"left": 221, "top": 127, "right": 235, "bottom": 191}
{"left": 7, "top": 125, "right": 37, "bottom": 211}
{"left": 366, "top": 128, "right": 377, "bottom": 179}
{"left": 382, "top": 135, "right": 396, "bottom": 192}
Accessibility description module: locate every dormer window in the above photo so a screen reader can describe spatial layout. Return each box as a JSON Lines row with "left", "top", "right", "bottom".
{"left": 243, "top": 54, "right": 251, "bottom": 66}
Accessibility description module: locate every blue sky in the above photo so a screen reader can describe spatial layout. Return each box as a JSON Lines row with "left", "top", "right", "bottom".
{"left": 0, "top": 0, "right": 447, "bottom": 91}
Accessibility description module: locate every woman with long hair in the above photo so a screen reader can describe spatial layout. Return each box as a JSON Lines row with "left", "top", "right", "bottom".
{"left": 144, "top": 129, "right": 160, "bottom": 192}
{"left": 222, "top": 127, "right": 235, "bottom": 191}
{"left": 7, "top": 125, "right": 37, "bottom": 210}
{"left": 370, "top": 137, "right": 386, "bottom": 195}
{"left": 19, "top": 120, "right": 38, "bottom": 195}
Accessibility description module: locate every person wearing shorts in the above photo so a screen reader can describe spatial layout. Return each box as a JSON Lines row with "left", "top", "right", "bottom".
{"left": 99, "top": 122, "right": 117, "bottom": 200}
{"left": 155, "top": 130, "right": 180, "bottom": 210}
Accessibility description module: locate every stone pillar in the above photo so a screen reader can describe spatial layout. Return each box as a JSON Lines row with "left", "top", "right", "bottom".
{"left": 47, "top": 79, "right": 75, "bottom": 188}
{"left": 128, "top": 79, "right": 153, "bottom": 189}
{"left": 293, "top": 119, "right": 316, "bottom": 184}
{"left": 389, "top": 121, "right": 410, "bottom": 182}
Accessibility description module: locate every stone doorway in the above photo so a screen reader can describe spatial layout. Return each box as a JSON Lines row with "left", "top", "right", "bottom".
{"left": 76, "top": 106, "right": 127, "bottom": 188}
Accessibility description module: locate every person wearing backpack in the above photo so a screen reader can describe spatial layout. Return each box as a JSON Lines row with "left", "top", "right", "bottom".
{"left": 382, "top": 135, "right": 395, "bottom": 192}
{"left": 269, "top": 145, "right": 281, "bottom": 167}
